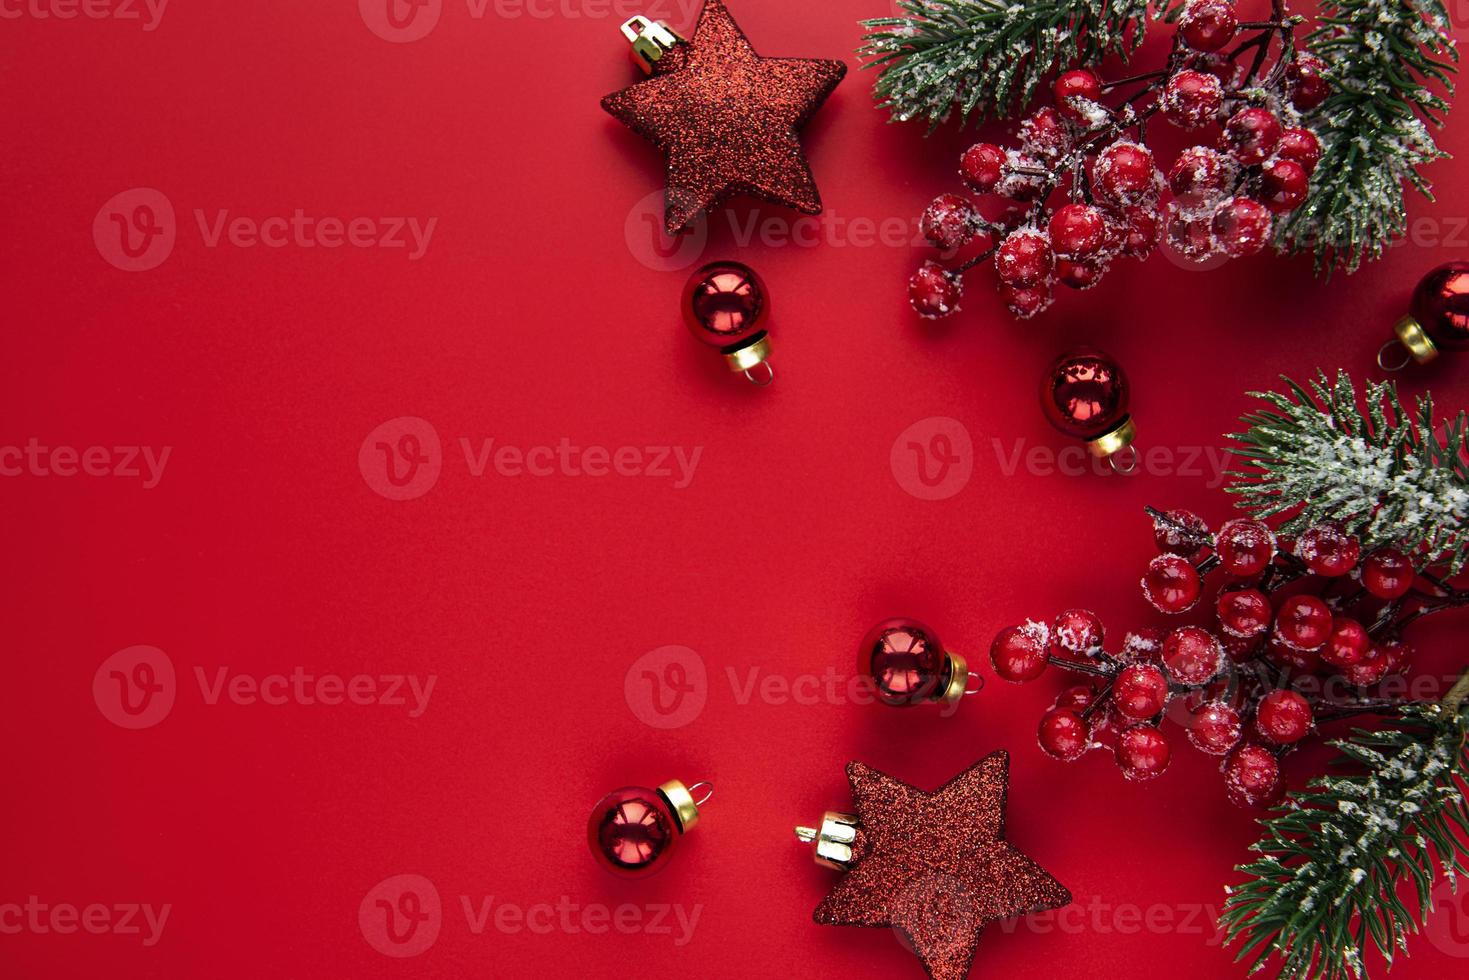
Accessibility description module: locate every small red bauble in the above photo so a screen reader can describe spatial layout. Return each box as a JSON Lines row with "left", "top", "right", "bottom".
{"left": 1215, "top": 518, "right": 1276, "bottom": 577}
{"left": 1051, "top": 608, "right": 1105, "bottom": 659}
{"left": 959, "top": 142, "right": 1006, "bottom": 193}
{"left": 1362, "top": 548, "right": 1415, "bottom": 599}
{"left": 1273, "top": 595, "right": 1333, "bottom": 652}
{"left": 1224, "top": 744, "right": 1282, "bottom": 808}
{"left": 1162, "top": 626, "right": 1224, "bottom": 686}
{"left": 1115, "top": 725, "right": 1171, "bottom": 781}
{"left": 1189, "top": 701, "right": 1243, "bottom": 755}
{"left": 1321, "top": 616, "right": 1370, "bottom": 669}
{"left": 1153, "top": 508, "right": 1210, "bottom": 559}
{"left": 1054, "top": 69, "right": 1104, "bottom": 124}
{"left": 1179, "top": 0, "right": 1239, "bottom": 53}
{"left": 1040, "top": 347, "right": 1136, "bottom": 460}
{"left": 920, "top": 194, "right": 980, "bottom": 251}
{"left": 589, "top": 779, "right": 710, "bottom": 877}
{"left": 1039, "top": 707, "right": 1091, "bottom": 761}
{"left": 990, "top": 623, "right": 1050, "bottom": 683}
{"left": 861, "top": 618, "right": 969, "bottom": 707}
{"left": 1221, "top": 107, "right": 1282, "bottom": 166}
{"left": 1286, "top": 54, "right": 1331, "bottom": 111}
{"left": 1387, "top": 262, "right": 1469, "bottom": 366}
{"left": 995, "top": 230, "right": 1055, "bottom": 287}
{"left": 1294, "top": 521, "right": 1361, "bottom": 576}
{"left": 1048, "top": 203, "right": 1106, "bottom": 258}
{"left": 1276, "top": 128, "right": 1323, "bottom": 175}
{"left": 684, "top": 261, "right": 774, "bottom": 384}
{"left": 1162, "top": 70, "right": 1224, "bottom": 129}
{"left": 1258, "top": 158, "right": 1310, "bottom": 214}
{"left": 1255, "top": 689, "right": 1313, "bottom": 744}
{"left": 1217, "top": 587, "right": 1271, "bottom": 638}
{"left": 1211, "top": 197, "right": 1273, "bottom": 258}
{"left": 1142, "top": 554, "right": 1203, "bottom": 614}
{"left": 909, "top": 261, "right": 963, "bottom": 320}
{"left": 1094, "top": 141, "right": 1159, "bottom": 208}
{"left": 1114, "top": 663, "right": 1169, "bottom": 721}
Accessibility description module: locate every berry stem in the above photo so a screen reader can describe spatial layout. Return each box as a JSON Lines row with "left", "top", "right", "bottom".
{"left": 1045, "top": 655, "right": 1113, "bottom": 679}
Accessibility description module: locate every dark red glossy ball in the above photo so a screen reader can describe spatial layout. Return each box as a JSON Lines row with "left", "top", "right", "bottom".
{"left": 588, "top": 786, "right": 678, "bottom": 877}
{"left": 683, "top": 261, "right": 768, "bottom": 351}
{"left": 1040, "top": 347, "right": 1130, "bottom": 440}
{"left": 991, "top": 624, "right": 1049, "bottom": 683}
{"left": 1362, "top": 548, "right": 1415, "bottom": 599}
{"left": 862, "top": 618, "right": 945, "bottom": 706}
{"left": 1286, "top": 54, "right": 1331, "bottom": 111}
{"left": 1276, "top": 128, "right": 1323, "bottom": 175}
{"left": 1114, "top": 664, "right": 1169, "bottom": 721}
{"left": 1410, "top": 262, "right": 1469, "bottom": 352}
{"left": 909, "top": 261, "right": 963, "bottom": 320}
{"left": 1258, "top": 158, "right": 1310, "bottom": 214}
{"left": 1115, "top": 725, "right": 1171, "bottom": 781}
{"left": 1039, "top": 706, "right": 1091, "bottom": 761}
{"left": 1189, "top": 701, "right": 1243, "bottom": 755}
{"left": 1255, "top": 689, "right": 1313, "bottom": 745}
{"left": 1180, "top": 0, "right": 1239, "bottom": 53}
{"left": 1224, "top": 744, "right": 1282, "bottom": 808}
{"left": 1143, "top": 555, "right": 1202, "bottom": 614}
{"left": 1221, "top": 108, "right": 1282, "bottom": 166}
{"left": 1273, "top": 595, "right": 1333, "bottom": 652}
{"left": 1053, "top": 69, "right": 1104, "bottom": 123}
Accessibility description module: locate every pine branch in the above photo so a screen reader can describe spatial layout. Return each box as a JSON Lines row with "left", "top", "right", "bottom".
{"left": 1220, "top": 680, "right": 1469, "bottom": 979}
{"left": 1276, "top": 0, "right": 1458, "bottom": 275}
{"left": 857, "top": 1, "right": 1161, "bottom": 132}
{"left": 1227, "top": 371, "right": 1469, "bottom": 574}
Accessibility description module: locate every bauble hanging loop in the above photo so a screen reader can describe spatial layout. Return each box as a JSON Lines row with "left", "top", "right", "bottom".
{"left": 1377, "top": 261, "right": 1469, "bottom": 370}
{"left": 587, "top": 778, "right": 712, "bottom": 877}
{"left": 683, "top": 260, "right": 775, "bottom": 385}
{"left": 859, "top": 617, "right": 979, "bottom": 709}
{"left": 1041, "top": 347, "right": 1138, "bottom": 469}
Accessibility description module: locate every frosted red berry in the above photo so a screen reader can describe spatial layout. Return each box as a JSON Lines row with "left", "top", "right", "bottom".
{"left": 995, "top": 230, "right": 1054, "bottom": 287}
{"left": 921, "top": 194, "right": 980, "bottom": 251}
{"left": 1056, "top": 258, "right": 1107, "bottom": 291}
{"left": 1258, "top": 158, "right": 1310, "bottom": 215}
{"left": 908, "top": 261, "right": 962, "bottom": 319}
{"left": 1051, "top": 608, "right": 1105, "bottom": 658}
{"left": 1020, "top": 106, "right": 1072, "bottom": 162}
{"left": 1117, "top": 206, "right": 1162, "bottom": 259}
{"left": 1142, "top": 554, "right": 1203, "bottom": 614}
{"left": 1163, "top": 70, "right": 1224, "bottom": 129}
{"left": 1221, "top": 108, "right": 1282, "bottom": 166}
{"left": 1217, "top": 587, "right": 1271, "bottom": 638}
{"left": 1039, "top": 706, "right": 1091, "bottom": 761}
{"left": 960, "top": 143, "right": 1006, "bottom": 193}
{"left": 1049, "top": 203, "right": 1107, "bottom": 258}
{"left": 1267, "top": 632, "right": 1322, "bottom": 674}
{"left": 1273, "top": 595, "right": 1333, "bottom": 652}
{"left": 1287, "top": 54, "right": 1330, "bottom": 111}
{"left": 1153, "top": 508, "right": 1210, "bottom": 558}
{"left": 1215, "top": 518, "right": 1276, "bottom": 577}
{"left": 1055, "top": 684, "right": 1098, "bottom": 713}
{"left": 1094, "top": 141, "right": 1159, "bottom": 208}
{"left": 1120, "top": 627, "right": 1165, "bottom": 664}
{"left": 990, "top": 623, "right": 1049, "bottom": 682}
{"left": 1165, "top": 203, "right": 1221, "bottom": 263}
{"left": 1180, "top": 0, "right": 1239, "bottom": 53}
{"left": 1224, "top": 743, "right": 1282, "bottom": 808}
{"left": 1211, "top": 197, "right": 1273, "bottom": 258}
{"left": 1295, "top": 521, "right": 1360, "bottom": 576}
{"left": 1190, "top": 701, "right": 1243, "bottom": 755}
{"left": 1000, "top": 281, "right": 1054, "bottom": 319}
{"left": 1163, "top": 626, "right": 1224, "bottom": 686}
{"left": 1342, "top": 646, "right": 1390, "bottom": 687}
{"left": 1115, "top": 725, "right": 1171, "bottom": 781}
{"left": 1362, "top": 548, "right": 1414, "bottom": 599}
{"left": 1054, "top": 69, "right": 1104, "bottom": 124}
{"left": 1321, "top": 616, "right": 1369, "bottom": 669}
{"left": 1377, "top": 639, "right": 1413, "bottom": 676}
{"left": 1168, "top": 146, "right": 1230, "bottom": 201}
{"left": 1276, "top": 128, "right": 1323, "bottom": 175}
{"left": 1114, "top": 663, "right": 1170, "bottom": 721}
{"left": 1255, "top": 689, "right": 1313, "bottom": 744}
{"left": 1220, "top": 631, "right": 1261, "bottom": 664}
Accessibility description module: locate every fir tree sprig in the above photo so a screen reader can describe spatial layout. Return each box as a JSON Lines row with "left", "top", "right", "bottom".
{"left": 857, "top": 0, "right": 1159, "bottom": 132}
{"left": 1220, "top": 675, "right": 1469, "bottom": 979}
{"left": 1278, "top": 0, "right": 1458, "bottom": 274}
{"left": 1227, "top": 371, "right": 1469, "bottom": 574}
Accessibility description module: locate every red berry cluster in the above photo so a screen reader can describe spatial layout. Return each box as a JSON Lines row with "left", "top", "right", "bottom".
{"left": 908, "top": 0, "right": 1327, "bottom": 321}
{"left": 989, "top": 508, "right": 1464, "bottom": 807}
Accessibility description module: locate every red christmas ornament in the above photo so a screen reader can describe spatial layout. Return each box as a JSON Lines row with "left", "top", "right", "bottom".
{"left": 861, "top": 618, "right": 979, "bottom": 708}
{"left": 588, "top": 779, "right": 713, "bottom": 877}
{"left": 795, "top": 754, "right": 1071, "bottom": 980}
{"left": 1379, "top": 261, "right": 1469, "bottom": 368}
{"left": 601, "top": 4, "right": 846, "bottom": 234}
{"left": 1040, "top": 347, "right": 1137, "bottom": 469}
{"left": 683, "top": 260, "right": 774, "bottom": 385}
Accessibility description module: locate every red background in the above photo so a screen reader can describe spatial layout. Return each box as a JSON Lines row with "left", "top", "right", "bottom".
{"left": 3, "top": 1, "right": 1468, "bottom": 977}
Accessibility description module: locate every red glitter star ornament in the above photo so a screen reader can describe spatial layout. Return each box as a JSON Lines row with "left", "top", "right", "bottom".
{"left": 796, "top": 753, "right": 1071, "bottom": 980}
{"left": 601, "top": 2, "right": 846, "bottom": 234}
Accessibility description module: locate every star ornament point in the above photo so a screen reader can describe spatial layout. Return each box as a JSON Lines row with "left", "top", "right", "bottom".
{"left": 601, "top": 0, "right": 846, "bottom": 235}
{"left": 813, "top": 753, "right": 1071, "bottom": 980}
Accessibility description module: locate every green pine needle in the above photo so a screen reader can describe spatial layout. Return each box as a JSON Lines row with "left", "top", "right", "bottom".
{"left": 1227, "top": 371, "right": 1469, "bottom": 574}
{"left": 1220, "top": 690, "right": 1469, "bottom": 979}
